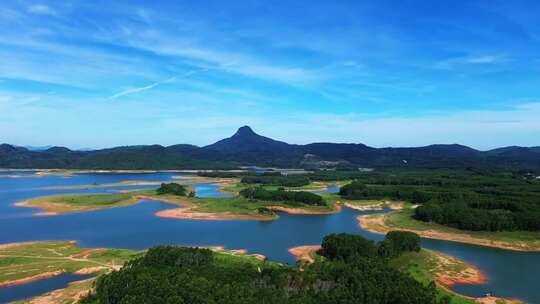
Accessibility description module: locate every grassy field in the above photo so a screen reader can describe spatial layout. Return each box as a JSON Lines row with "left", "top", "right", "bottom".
{"left": 2, "top": 242, "right": 268, "bottom": 304}
{"left": 0, "top": 241, "right": 141, "bottom": 286}
{"left": 362, "top": 207, "right": 540, "bottom": 251}
{"left": 20, "top": 183, "right": 340, "bottom": 218}
{"left": 220, "top": 180, "right": 347, "bottom": 195}
{"left": 17, "top": 190, "right": 154, "bottom": 215}
{"left": 191, "top": 196, "right": 336, "bottom": 217}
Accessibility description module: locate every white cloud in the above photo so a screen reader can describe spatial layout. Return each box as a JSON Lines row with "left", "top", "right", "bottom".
{"left": 465, "top": 55, "right": 502, "bottom": 64}
{"left": 108, "top": 65, "right": 220, "bottom": 100}
{"left": 109, "top": 77, "right": 176, "bottom": 99}
{"left": 27, "top": 4, "right": 56, "bottom": 16}
{"left": 110, "top": 30, "right": 319, "bottom": 85}
{"left": 435, "top": 54, "right": 507, "bottom": 70}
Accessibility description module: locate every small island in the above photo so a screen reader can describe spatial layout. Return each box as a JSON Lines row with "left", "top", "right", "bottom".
{"left": 16, "top": 181, "right": 340, "bottom": 220}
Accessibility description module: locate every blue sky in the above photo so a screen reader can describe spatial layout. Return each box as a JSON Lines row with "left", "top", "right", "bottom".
{"left": 1, "top": 0, "right": 539, "bottom": 150}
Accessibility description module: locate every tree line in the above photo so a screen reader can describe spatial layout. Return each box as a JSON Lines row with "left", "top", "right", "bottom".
{"left": 240, "top": 187, "right": 326, "bottom": 206}
{"left": 337, "top": 169, "right": 540, "bottom": 232}
{"left": 81, "top": 232, "right": 453, "bottom": 304}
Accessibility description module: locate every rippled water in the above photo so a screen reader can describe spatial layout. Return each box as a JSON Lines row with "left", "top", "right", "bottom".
{"left": 0, "top": 171, "right": 538, "bottom": 303}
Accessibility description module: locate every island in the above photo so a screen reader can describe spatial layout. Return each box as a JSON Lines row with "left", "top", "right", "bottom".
{"left": 15, "top": 169, "right": 540, "bottom": 252}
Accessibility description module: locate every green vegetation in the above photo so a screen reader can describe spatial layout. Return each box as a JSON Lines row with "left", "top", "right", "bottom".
{"left": 81, "top": 232, "right": 450, "bottom": 304}
{"left": 197, "top": 171, "right": 254, "bottom": 178}
{"left": 157, "top": 182, "right": 189, "bottom": 196}
{"left": 20, "top": 184, "right": 336, "bottom": 218}
{"left": 18, "top": 192, "right": 143, "bottom": 214}
{"left": 44, "top": 193, "right": 134, "bottom": 206}
{"left": 0, "top": 241, "right": 141, "bottom": 286}
{"left": 319, "top": 231, "right": 420, "bottom": 262}
{"left": 307, "top": 170, "right": 374, "bottom": 181}
{"left": 187, "top": 195, "right": 336, "bottom": 218}
{"left": 369, "top": 207, "right": 540, "bottom": 250}
{"left": 17, "top": 188, "right": 187, "bottom": 215}
{"left": 241, "top": 174, "right": 311, "bottom": 187}
{"left": 189, "top": 197, "right": 279, "bottom": 217}
{"left": 338, "top": 169, "right": 540, "bottom": 233}
{"left": 389, "top": 250, "right": 475, "bottom": 304}
{"left": 240, "top": 187, "right": 327, "bottom": 206}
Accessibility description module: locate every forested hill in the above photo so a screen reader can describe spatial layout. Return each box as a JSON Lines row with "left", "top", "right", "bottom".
{"left": 1, "top": 126, "right": 540, "bottom": 170}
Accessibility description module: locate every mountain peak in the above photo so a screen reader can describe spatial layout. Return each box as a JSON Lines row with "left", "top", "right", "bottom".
{"left": 234, "top": 126, "right": 256, "bottom": 137}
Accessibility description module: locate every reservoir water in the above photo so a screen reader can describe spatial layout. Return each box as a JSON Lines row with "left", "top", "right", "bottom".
{"left": 0, "top": 171, "right": 538, "bottom": 303}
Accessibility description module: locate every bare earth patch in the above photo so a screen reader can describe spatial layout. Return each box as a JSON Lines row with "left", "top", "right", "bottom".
{"left": 432, "top": 252, "right": 487, "bottom": 287}
{"left": 73, "top": 266, "right": 108, "bottom": 275}
{"left": 428, "top": 251, "right": 523, "bottom": 304}
{"left": 266, "top": 205, "right": 340, "bottom": 215}
{"left": 343, "top": 201, "right": 404, "bottom": 211}
{"left": 27, "top": 278, "right": 95, "bottom": 304}
{"left": 155, "top": 208, "right": 272, "bottom": 221}
{"left": 0, "top": 270, "right": 64, "bottom": 287}
{"left": 288, "top": 245, "right": 321, "bottom": 264}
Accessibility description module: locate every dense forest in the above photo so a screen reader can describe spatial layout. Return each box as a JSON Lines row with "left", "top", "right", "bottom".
{"left": 239, "top": 187, "right": 326, "bottom": 206}
{"left": 197, "top": 168, "right": 540, "bottom": 232}
{"left": 338, "top": 169, "right": 540, "bottom": 232}
{"left": 81, "top": 232, "right": 451, "bottom": 304}
{"left": 157, "top": 183, "right": 188, "bottom": 196}
{"left": 241, "top": 174, "right": 311, "bottom": 187}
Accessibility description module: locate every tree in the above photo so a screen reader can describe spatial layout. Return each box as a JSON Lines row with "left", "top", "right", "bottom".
{"left": 157, "top": 183, "right": 187, "bottom": 196}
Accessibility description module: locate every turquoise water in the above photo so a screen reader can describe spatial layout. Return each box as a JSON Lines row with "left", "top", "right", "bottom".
{"left": 0, "top": 172, "right": 538, "bottom": 303}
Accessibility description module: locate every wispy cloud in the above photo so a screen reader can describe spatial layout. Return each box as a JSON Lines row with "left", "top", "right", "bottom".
{"left": 109, "top": 77, "right": 176, "bottom": 99}
{"left": 465, "top": 55, "right": 503, "bottom": 64}
{"left": 108, "top": 28, "right": 320, "bottom": 85}
{"left": 108, "top": 64, "right": 237, "bottom": 99}
{"left": 27, "top": 4, "right": 56, "bottom": 16}
{"left": 434, "top": 54, "right": 507, "bottom": 70}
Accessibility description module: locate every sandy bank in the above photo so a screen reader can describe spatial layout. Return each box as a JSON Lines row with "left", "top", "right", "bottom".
{"left": 14, "top": 200, "right": 60, "bottom": 216}
{"left": 357, "top": 213, "right": 540, "bottom": 252}
{"left": 73, "top": 266, "right": 108, "bottom": 275}
{"left": 155, "top": 208, "right": 273, "bottom": 221}
{"left": 475, "top": 296, "right": 524, "bottom": 304}
{"left": 288, "top": 245, "right": 321, "bottom": 264}
{"left": 432, "top": 251, "right": 487, "bottom": 287}
{"left": 0, "top": 270, "right": 64, "bottom": 287}
{"left": 428, "top": 251, "right": 523, "bottom": 304}
{"left": 342, "top": 201, "right": 405, "bottom": 211}
{"left": 26, "top": 277, "right": 95, "bottom": 304}
{"left": 206, "top": 246, "right": 267, "bottom": 261}
{"left": 267, "top": 205, "right": 340, "bottom": 215}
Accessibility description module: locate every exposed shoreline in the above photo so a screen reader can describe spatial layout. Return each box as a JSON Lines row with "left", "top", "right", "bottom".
{"left": 0, "top": 270, "right": 64, "bottom": 288}
{"left": 358, "top": 212, "right": 540, "bottom": 252}
{"left": 342, "top": 201, "right": 406, "bottom": 211}
{"left": 0, "top": 241, "right": 135, "bottom": 290}
{"left": 288, "top": 245, "right": 321, "bottom": 264}
{"left": 287, "top": 244, "right": 522, "bottom": 304}
{"left": 16, "top": 186, "right": 540, "bottom": 252}
{"left": 266, "top": 204, "right": 341, "bottom": 215}
{"left": 155, "top": 207, "right": 275, "bottom": 221}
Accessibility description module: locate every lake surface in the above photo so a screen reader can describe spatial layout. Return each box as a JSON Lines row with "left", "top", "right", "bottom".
{"left": 0, "top": 171, "right": 538, "bottom": 303}
{"left": 0, "top": 273, "right": 94, "bottom": 304}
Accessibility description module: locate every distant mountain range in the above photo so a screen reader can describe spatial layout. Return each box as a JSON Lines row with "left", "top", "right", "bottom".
{"left": 2, "top": 126, "right": 540, "bottom": 170}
